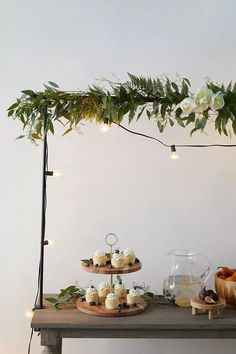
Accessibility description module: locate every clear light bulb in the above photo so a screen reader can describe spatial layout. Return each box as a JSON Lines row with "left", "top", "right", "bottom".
{"left": 170, "top": 151, "right": 179, "bottom": 160}
{"left": 53, "top": 170, "right": 62, "bottom": 177}
{"left": 25, "top": 309, "right": 34, "bottom": 318}
{"left": 170, "top": 145, "right": 179, "bottom": 160}
{"left": 99, "top": 123, "right": 110, "bottom": 133}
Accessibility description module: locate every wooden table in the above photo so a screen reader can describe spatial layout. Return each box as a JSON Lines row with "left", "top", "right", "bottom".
{"left": 31, "top": 296, "right": 236, "bottom": 354}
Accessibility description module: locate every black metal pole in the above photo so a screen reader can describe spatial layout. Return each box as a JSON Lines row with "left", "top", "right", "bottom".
{"left": 37, "top": 107, "right": 48, "bottom": 309}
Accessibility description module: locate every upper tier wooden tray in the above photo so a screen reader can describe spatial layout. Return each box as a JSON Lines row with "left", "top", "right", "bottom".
{"left": 81, "top": 261, "right": 142, "bottom": 274}
{"left": 76, "top": 297, "right": 148, "bottom": 317}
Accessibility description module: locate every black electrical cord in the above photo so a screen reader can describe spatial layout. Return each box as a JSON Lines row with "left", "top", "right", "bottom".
{"left": 117, "top": 122, "right": 236, "bottom": 149}
{"left": 28, "top": 140, "right": 49, "bottom": 354}
{"left": 117, "top": 122, "right": 171, "bottom": 148}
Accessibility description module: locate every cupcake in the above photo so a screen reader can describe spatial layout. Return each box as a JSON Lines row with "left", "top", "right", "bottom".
{"left": 127, "top": 287, "right": 141, "bottom": 305}
{"left": 114, "top": 282, "right": 127, "bottom": 299}
{"left": 105, "top": 293, "right": 119, "bottom": 309}
{"left": 98, "top": 282, "right": 111, "bottom": 298}
{"left": 123, "top": 248, "right": 136, "bottom": 265}
{"left": 111, "top": 251, "right": 125, "bottom": 268}
{"left": 85, "top": 286, "right": 99, "bottom": 303}
{"left": 93, "top": 250, "right": 106, "bottom": 267}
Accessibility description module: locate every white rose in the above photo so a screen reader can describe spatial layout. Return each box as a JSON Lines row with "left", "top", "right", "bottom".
{"left": 210, "top": 92, "right": 224, "bottom": 111}
{"left": 194, "top": 86, "right": 213, "bottom": 112}
{"left": 179, "top": 97, "right": 196, "bottom": 115}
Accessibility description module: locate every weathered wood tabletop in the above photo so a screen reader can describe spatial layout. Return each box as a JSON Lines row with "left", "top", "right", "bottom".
{"left": 32, "top": 295, "right": 236, "bottom": 354}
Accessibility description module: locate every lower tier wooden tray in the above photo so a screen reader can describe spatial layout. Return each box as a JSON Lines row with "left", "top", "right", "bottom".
{"left": 76, "top": 297, "right": 148, "bottom": 317}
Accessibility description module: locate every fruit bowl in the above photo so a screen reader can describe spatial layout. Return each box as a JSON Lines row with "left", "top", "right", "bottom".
{"left": 215, "top": 270, "right": 236, "bottom": 307}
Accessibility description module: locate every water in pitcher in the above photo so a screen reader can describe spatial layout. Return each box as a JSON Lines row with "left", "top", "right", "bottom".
{"left": 163, "top": 275, "right": 203, "bottom": 307}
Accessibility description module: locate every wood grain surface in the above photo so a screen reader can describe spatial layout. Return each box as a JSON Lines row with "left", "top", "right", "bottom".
{"left": 76, "top": 297, "right": 148, "bottom": 317}
{"left": 31, "top": 294, "right": 236, "bottom": 339}
{"left": 191, "top": 297, "right": 226, "bottom": 311}
{"left": 81, "top": 261, "right": 142, "bottom": 274}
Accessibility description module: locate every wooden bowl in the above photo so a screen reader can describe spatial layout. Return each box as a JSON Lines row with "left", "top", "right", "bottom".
{"left": 215, "top": 271, "right": 236, "bottom": 307}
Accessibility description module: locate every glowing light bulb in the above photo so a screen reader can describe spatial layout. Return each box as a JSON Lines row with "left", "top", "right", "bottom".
{"left": 99, "top": 123, "right": 110, "bottom": 133}
{"left": 170, "top": 145, "right": 179, "bottom": 160}
{"left": 25, "top": 309, "right": 34, "bottom": 318}
{"left": 53, "top": 171, "right": 62, "bottom": 177}
{"left": 170, "top": 151, "right": 179, "bottom": 160}
{"left": 44, "top": 239, "right": 55, "bottom": 246}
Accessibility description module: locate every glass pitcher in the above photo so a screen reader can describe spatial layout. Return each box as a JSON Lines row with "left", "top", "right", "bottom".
{"left": 163, "top": 249, "right": 212, "bottom": 307}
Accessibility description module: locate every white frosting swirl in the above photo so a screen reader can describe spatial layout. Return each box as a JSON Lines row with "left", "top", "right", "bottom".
{"left": 123, "top": 248, "right": 135, "bottom": 256}
{"left": 112, "top": 252, "right": 124, "bottom": 261}
{"left": 115, "top": 283, "right": 126, "bottom": 290}
{"left": 94, "top": 250, "right": 105, "bottom": 257}
{"left": 99, "top": 282, "right": 110, "bottom": 290}
{"left": 86, "top": 286, "right": 98, "bottom": 295}
{"left": 106, "top": 293, "right": 118, "bottom": 300}
{"left": 129, "top": 288, "right": 140, "bottom": 297}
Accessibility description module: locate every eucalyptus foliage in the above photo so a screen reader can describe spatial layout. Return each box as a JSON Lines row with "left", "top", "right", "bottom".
{"left": 7, "top": 74, "right": 236, "bottom": 142}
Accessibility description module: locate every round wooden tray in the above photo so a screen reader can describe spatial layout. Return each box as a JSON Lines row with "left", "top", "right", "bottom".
{"left": 76, "top": 297, "right": 148, "bottom": 317}
{"left": 191, "top": 296, "right": 226, "bottom": 320}
{"left": 191, "top": 296, "right": 226, "bottom": 310}
{"left": 81, "top": 261, "right": 142, "bottom": 274}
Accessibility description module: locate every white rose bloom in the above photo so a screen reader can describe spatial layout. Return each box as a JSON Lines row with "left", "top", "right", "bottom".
{"left": 179, "top": 97, "right": 196, "bottom": 115}
{"left": 210, "top": 92, "right": 224, "bottom": 111}
{"left": 194, "top": 86, "right": 213, "bottom": 112}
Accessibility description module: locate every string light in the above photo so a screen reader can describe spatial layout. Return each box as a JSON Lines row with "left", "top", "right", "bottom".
{"left": 170, "top": 145, "right": 179, "bottom": 160}
{"left": 112, "top": 120, "right": 236, "bottom": 151}
{"left": 99, "top": 118, "right": 110, "bottom": 133}
{"left": 47, "top": 239, "right": 55, "bottom": 246}
{"left": 45, "top": 170, "right": 62, "bottom": 177}
{"left": 53, "top": 170, "right": 62, "bottom": 177}
{"left": 44, "top": 239, "right": 55, "bottom": 246}
{"left": 25, "top": 309, "right": 34, "bottom": 318}
{"left": 99, "top": 123, "right": 110, "bottom": 132}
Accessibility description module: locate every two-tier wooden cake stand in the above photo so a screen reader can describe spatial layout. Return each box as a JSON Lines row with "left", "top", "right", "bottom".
{"left": 77, "top": 233, "right": 148, "bottom": 316}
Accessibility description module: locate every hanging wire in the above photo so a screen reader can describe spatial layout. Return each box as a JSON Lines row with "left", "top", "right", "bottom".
{"left": 116, "top": 122, "right": 236, "bottom": 149}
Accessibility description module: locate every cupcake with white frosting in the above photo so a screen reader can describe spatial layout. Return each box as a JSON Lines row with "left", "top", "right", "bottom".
{"left": 85, "top": 286, "right": 99, "bottom": 303}
{"left": 93, "top": 250, "right": 106, "bottom": 267}
{"left": 111, "top": 251, "right": 125, "bottom": 268}
{"left": 98, "top": 282, "right": 111, "bottom": 298}
{"left": 114, "top": 282, "right": 127, "bottom": 299}
{"left": 127, "top": 287, "right": 141, "bottom": 305}
{"left": 123, "top": 248, "right": 136, "bottom": 265}
{"left": 105, "top": 293, "right": 119, "bottom": 309}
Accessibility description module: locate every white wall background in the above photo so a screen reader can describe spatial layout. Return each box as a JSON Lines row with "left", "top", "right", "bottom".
{"left": 1, "top": 0, "right": 236, "bottom": 353}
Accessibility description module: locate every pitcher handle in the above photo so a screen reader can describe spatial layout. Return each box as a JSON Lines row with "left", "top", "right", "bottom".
{"left": 198, "top": 253, "right": 213, "bottom": 283}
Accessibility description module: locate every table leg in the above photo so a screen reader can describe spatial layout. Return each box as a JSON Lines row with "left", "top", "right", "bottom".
{"left": 41, "top": 330, "right": 62, "bottom": 354}
{"left": 192, "top": 307, "right": 198, "bottom": 315}
{"left": 58, "top": 338, "right": 62, "bottom": 354}
{"left": 42, "top": 346, "right": 58, "bottom": 354}
{"left": 208, "top": 310, "right": 213, "bottom": 320}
